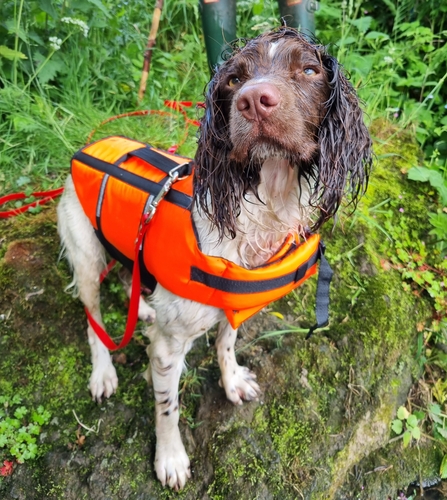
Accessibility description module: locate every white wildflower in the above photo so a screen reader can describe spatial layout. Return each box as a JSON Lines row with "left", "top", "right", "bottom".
{"left": 61, "top": 16, "right": 89, "bottom": 37}
{"left": 383, "top": 56, "right": 393, "bottom": 64}
{"left": 49, "top": 36, "right": 62, "bottom": 51}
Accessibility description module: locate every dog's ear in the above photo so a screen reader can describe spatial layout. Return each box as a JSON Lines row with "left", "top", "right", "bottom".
{"left": 313, "top": 53, "right": 373, "bottom": 228}
{"left": 194, "top": 72, "right": 245, "bottom": 240}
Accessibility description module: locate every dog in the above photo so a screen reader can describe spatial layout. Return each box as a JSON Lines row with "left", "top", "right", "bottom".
{"left": 57, "top": 27, "right": 372, "bottom": 490}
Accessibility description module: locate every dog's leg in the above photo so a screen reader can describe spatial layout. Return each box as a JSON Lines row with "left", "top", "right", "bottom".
{"left": 118, "top": 267, "right": 156, "bottom": 323}
{"left": 147, "top": 327, "right": 191, "bottom": 490}
{"left": 57, "top": 178, "right": 118, "bottom": 401}
{"left": 144, "top": 285, "right": 224, "bottom": 489}
{"left": 83, "top": 300, "right": 119, "bottom": 401}
{"left": 216, "top": 320, "right": 261, "bottom": 405}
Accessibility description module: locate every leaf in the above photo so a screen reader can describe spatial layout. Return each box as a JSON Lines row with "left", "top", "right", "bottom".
{"left": 433, "top": 377, "right": 447, "bottom": 404}
{"left": 402, "top": 430, "right": 412, "bottom": 448}
{"left": 4, "top": 20, "right": 28, "bottom": 43}
{"left": 35, "top": 57, "right": 67, "bottom": 85}
{"left": 16, "top": 176, "right": 31, "bottom": 187}
{"left": 13, "top": 407, "right": 28, "bottom": 419}
{"left": 365, "top": 31, "right": 390, "bottom": 41}
{"left": 408, "top": 167, "right": 447, "bottom": 205}
{"left": 440, "top": 454, "right": 447, "bottom": 479}
{"left": 397, "top": 406, "right": 410, "bottom": 420}
{"left": 38, "top": 0, "right": 59, "bottom": 19}
{"left": 408, "top": 166, "right": 432, "bottom": 182}
{"left": 431, "top": 352, "right": 447, "bottom": 372}
{"left": 391, "top": 419, "right": 403, "bottom": 434}
{"left": 349, "top": 16, "right": 373, "bottom": 34}
{"left": 394, "top": 0, "right": 415, "bottom": 30}
{"left": 13, "top": 115, "right": 38, "bottom": 133}
{"left": 31, "top": 407, "right": 51, "bottom": 425}
{"left": 411, "top": 426, "right": 421, "bottom": 440}
{"left": 11, "top": 395, "right": 22, "bottom": 405}
{"left": 406, "top": 414, "right": 418, "bottom": 428}
{"left": 341, "top": 36, "right": 357, "bottom": 46}
{"left": 381, "top": 0, "right": 396, "bottom": 14}
{"left": 252, "top": 1, "right": 264, "bottom": 15}
{"left": 0, "top": 461, "right": 14, "bottom": 477}
{"left": 414, "top": 410, "right": 425, "bottom": 421}
{"left": 427, "top": 171, "right": 447, "bottom": 205}
{"left": 317, "top": 4, "right": 342, "bottom": 20}
{"left": 344, "top": 53, "right": 373, "bottom": 79}
{"left": 429, "top": 402, "right": 443, "bottom": 416}
{"left": 436, "top": 427, "right": 447, "bottom": 439}
{"left": 429, "top": 213, "right": 447, "bottom": 234}
{"left": 27, "top": 31, "right": 45, "bottom": 47}
{"left": 86, "top": 0, "right": 111, "bottom": 18}
{"left": 0, "top": 46, "right": 27, "bottom": 60}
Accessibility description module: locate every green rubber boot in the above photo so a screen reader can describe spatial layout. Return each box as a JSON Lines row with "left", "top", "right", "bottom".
{"left": 277, "top": 0, "right": 319, "bottom": 36}
{"left": 199, "top": 0, "right": 237, "bottom": 71}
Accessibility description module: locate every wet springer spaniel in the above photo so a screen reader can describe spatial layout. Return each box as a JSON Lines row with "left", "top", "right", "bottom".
{"left": 57, "top": 28, "right": 372, "bottom": 490}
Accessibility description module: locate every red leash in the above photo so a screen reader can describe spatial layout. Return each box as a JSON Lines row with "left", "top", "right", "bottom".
{"left": 0, "top": 187, "right": 64, "bottom": 218}
{"left": 84, "top": 216, "right": 150, "bottom": 351}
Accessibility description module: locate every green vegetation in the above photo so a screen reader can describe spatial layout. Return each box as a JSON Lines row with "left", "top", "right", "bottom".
{"left": 391, "top": 405, "right": 424, "bottom": 447}
{"left": 0, "top": 396, "right": 51, "bottom": 464}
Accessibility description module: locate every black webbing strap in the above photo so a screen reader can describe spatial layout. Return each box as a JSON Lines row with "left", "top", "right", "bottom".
{"left": 306, "top": 245, "right": 333, "bottom": 339}
{"left": 190, "top": 244, "right": 319, "bottom": 294}
{"left": 73, "top": 149, "right": 193, "bottom": 210}
{"left": 127, "top": 146, "right": 192, "bottom": 175}
{"left": 191, "top": 241, "right": 332, "bottom": 335}
{"left": 94, "top": 228, "right": 158, "bottom": 292}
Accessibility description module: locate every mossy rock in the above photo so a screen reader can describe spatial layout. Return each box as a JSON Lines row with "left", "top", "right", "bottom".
{"left": 0, "top": 125, "right": 441, "bottom": 499}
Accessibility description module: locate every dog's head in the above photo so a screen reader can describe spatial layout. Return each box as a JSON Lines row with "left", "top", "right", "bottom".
{"left": 194, "top": 27, "right": 373, "bottom": 239}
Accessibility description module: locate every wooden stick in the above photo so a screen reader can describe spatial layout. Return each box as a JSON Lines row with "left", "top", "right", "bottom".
{"left": 138, "top": 0, "right": 164, "bottom": 103}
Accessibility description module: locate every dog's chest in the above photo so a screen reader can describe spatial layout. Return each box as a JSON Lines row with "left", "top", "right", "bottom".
{"left": 197, "top": 159, "right": 312, "bottom": 269}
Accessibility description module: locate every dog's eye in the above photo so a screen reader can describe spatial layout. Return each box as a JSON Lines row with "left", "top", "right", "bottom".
{"left": 228, "top": 77, "right": 241, "bottom": 87}
{"left": 303, "top": 68, "right": 316, "bottom": 76}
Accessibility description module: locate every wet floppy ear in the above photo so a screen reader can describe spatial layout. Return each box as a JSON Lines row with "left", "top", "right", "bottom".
{"left": 194, "top": 73, "right": 229, "bottom": 202}
{"left": 313, "top": 53, "right": 373, "bottom": 228}
{"left": 193, "top": 73, "right": 243, "bottom": 240}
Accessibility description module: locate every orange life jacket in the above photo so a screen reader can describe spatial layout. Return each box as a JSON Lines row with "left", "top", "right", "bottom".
{"left": 71, "top": 136, "right": 331, "bottom": 329}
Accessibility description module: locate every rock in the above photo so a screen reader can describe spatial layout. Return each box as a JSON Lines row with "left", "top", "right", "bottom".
{"left": 0, "top": 127, "right": 442, "bottom": 499}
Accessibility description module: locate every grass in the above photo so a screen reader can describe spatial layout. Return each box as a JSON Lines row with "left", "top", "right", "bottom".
{"left": 1, "top": 1, "right": 446, "bottom": 192}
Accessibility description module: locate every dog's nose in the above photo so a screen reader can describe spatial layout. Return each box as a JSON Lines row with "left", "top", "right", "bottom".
{"left": 236, "top": 83, "right": 280, "bottom": 121}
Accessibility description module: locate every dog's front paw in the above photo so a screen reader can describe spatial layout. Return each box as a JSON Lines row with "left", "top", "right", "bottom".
{"left": 155, "top": 440, "right": 191, "bottom": 490}
{"left": 89, "top": 363, "right": 118, "bottom": 402}
{"left": 219, "top": 365, "right": 261, "bottom": 405}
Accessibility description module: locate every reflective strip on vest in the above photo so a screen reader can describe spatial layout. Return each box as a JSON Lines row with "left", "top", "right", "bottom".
{"left": 71, "top": 135, "right": 323, "bottom": 329}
